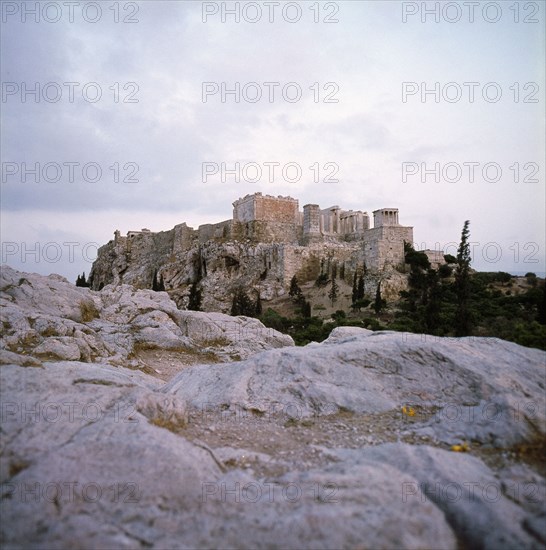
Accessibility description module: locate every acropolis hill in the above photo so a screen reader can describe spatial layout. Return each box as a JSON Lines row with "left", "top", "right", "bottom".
{"left": 89, "top": 192, "right": 437, "bottom": 311}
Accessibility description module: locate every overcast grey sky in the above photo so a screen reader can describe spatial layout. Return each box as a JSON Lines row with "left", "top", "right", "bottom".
{"left": 1, "top": 0, "right": 545, "bottom": 280}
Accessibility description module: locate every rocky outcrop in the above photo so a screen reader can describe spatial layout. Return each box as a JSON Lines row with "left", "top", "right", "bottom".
{"left": 0, "top": 361, "right": 223, "bottom": 548}
{"left": 164, "top": 326, "right": 546, "bottom": 447}
{"left": 0, "top": 266, "right": 294, "bottom": 368}
{"left": 1, "top": 268, "right": 545, "bottom": 549}
{"left": 1, "top": 360, "right": 459, "bottom": 550}
{"left": 89, "top": 228, "right": 407, "bottom": 312}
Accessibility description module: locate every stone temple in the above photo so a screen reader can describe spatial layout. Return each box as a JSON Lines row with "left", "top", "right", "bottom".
{"left": 91, "top": 193, "right": 415, "bottom": 307}
{"left": 113, "top": 192, "right": 412, "bottom": 272}
{"left": 230, "top": 193, "right": 413, "bottom": 269}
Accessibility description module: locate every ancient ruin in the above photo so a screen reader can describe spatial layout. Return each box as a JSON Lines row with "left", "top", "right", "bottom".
{"left": 90, "top": 193, "right": 415, "bottom": 309}
{"left": 113, "top": 192, "right": 413, "bottom": 268}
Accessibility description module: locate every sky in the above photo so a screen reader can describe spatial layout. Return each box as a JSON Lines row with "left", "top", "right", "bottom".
{"left": 1, "top": 0, "right": 545, "bottom": 281}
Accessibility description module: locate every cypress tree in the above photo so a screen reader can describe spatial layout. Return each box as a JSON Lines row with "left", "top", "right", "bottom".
{"left": 328, "top": 277, "right": 339, "bottom": 306}
{"left": 231, "top": 289, "right": 255, "bottom": 316}
{"left": 188, "top": 282, "right": 202, "bottom": 311}
{"left": 352, "top": 272, "right": 358, "bottom": 304}
{"left": 76, "top": 272, "right": 89, "bottom": 288}
{"left": 425, "top": 268, "right": 441, "bottom": 333}
{"left": 454, "top": 220, "right": 472, "bottom": 336}
{"left": 289, "top": 275, "right": 302, "bottom": 299}
{"left": 357, "top": 275, "right": 365, "bottom": 300}
{"left": 538, "top": 282, "right": 546, "bottom": 325}
{"left": 374, "top": 281, "right": 383, "bottom": 315}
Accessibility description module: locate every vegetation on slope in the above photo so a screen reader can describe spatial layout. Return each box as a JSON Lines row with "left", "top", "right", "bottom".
{"left": 256, "top": 222, "right": 546, "bottom": 350}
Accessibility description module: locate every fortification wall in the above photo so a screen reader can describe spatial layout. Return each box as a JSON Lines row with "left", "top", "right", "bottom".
{"left": 363, "top": 226, "right": 413, "bottom": 270}
{"left": 233, "top": 193, "right": 299, "bottom": 224}
{"left": 282, "top": 243, "right": 365, "bottom": 286}
{"left": 173, "top": 223, "right": 196, "bottom": 254}
{"left": 255, "top": 195, "right": 298, "bottom": 223}
{"left": 198, "top": 220, "right": 232, "bottom": 244}
{"left": 232, "top": 195, "right": 256, "bottom": 222}
{"left": 91, "top": 193, "right": 418, "bottom": 304}
{"left": 423, "top": 249, "right": 445, "bottom": 269}
{"left": 237, "top": 220, "right": 300, "bottom": 244}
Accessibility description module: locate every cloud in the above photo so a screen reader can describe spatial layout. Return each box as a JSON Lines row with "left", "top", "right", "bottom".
{"left": 1, "top": 1, "right": 544, "bottom": 276}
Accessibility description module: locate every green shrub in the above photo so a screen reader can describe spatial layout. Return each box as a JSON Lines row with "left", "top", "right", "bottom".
{"left": 315, "top": 273, "right": 329, "bottom": 287}
{"left": 526, "top": 273, "right": 538, "bottom": 286}
{"left": 332, "top": 310, "right": 346, "bottom": 322}
{"left": 260, "top": 308, "right": 287, "bottom": 332}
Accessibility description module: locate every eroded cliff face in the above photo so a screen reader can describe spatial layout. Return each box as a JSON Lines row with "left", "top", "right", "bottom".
{"left": 89, "top": 226, "right": 407, "bottom": 312}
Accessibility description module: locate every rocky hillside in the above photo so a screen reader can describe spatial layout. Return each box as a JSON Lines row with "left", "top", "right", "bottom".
{"left": 0, "top": 266, "right": 293, "bottom": 375}
{"left": 88, "top": 229, "right": 409, "bottom": 313}
{"left": 1, "top": 266, "right": 545, "bottom": 549}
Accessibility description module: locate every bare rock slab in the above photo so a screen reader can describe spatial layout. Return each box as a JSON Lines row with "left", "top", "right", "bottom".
{"left": 164, "top": 328, "right": 545, "bottom": 447}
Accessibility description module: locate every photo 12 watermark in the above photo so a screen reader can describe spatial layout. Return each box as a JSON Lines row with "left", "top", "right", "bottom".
{"left": 407, "top": 240, "right": 541, "bottom": 265}
{"left": 1, "top": 241, "right": 100, "bottom": 265}
{"left": 189, "top": 320, "right": 288, "bottom": 345}
{"left": 401, "top": 82, "right": 540, "bottom": 103}
{"left": 1, "top": 2, "right": 139, "bottom": 23}
{"left": 401, "top": 2, "right": 541, "bottom": 24}
{"left": 402, "top": 481, "right": 544, "bottom": 504}
{"left": 202, "top": 82, "right": 339, "bottom": 104}
{"left": 201, "top": 161, "right": 339, "bottom": 184}
{"left": 0, "top": 400, "right": 139, "bottom": 424}
{"left": 202, "top": 481, "right": 338, "bottom": 503}
{"left": 2, "top": 82, "right": 139, "bottom": 103}
{"left": 1, "top": 481, "right": 141, "bottom": 503}
{"left": 401, "top": 161, "right": 540, "bottom": 184}
{"left": 2, "top": 162, "right": 139, "bottom": 183}
{"left": 399, "top": 399, "right": 542, "bottom": 424}
{"left": 194, "top": 401, "right": 339, "bottom": 425}
{"left": 201, "top": 2, "right": 339, "bottom": 24}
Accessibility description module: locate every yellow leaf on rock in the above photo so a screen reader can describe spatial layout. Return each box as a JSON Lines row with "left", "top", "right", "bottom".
{"left": 451, "top": 442, "right": 469, "bottom": 452}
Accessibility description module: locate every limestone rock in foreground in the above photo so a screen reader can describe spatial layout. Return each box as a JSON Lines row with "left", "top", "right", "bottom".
{"left": 0, "top": 362, "right": 221, "bottom": 548}
{"left": 333, "top": 443, "right": 544, "bottom": 549}
{"left": 164, "top": 327, "right": 546, "bottom": 447}
{"left": 0, "top": 265, "right": 293, "bottom": 367}
{"left": 1, "top": 333, "right": 544, "bottom": 548}
{"left": 0, "top": 361, "right": 456, "bottom": 549}
{"left": 2, "top": 267, "right": 545, "bottom": 548}
{"left": 200, "top": 458, "right": 457, "bottom": 550}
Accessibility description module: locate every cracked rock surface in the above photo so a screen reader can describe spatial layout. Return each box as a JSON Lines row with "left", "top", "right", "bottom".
{"left": 0, "top": 265, "right": 294, "bottom": 372}
{"left": 1, "top": 267, "right": 545, "bottom": 549}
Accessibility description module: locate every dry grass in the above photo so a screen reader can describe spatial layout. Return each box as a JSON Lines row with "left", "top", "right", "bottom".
{"left": 9, "top": 459, "right": 30, "bottom": 477}
{"left": 6, "top": 332, "right": 39, "bottom": 353}
{"left": 149, "top": 417, "right": 186, "bottom": 433}
{"left": 198, "top": 337, "right": 231, "bottom": 348}
{"left": 127, "top": 348, "right": 220, "bottom": 381}
{"left": 79, "top": 300, "right": 100, "bottom": 322}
